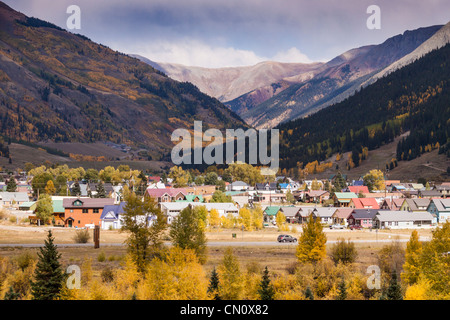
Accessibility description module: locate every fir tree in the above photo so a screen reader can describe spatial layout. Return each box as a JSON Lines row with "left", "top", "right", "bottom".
{"left": 207, "top": 267, "right": 221, "bottom": 300}
{"left": 384, "top": 271, "right": 403, "bottom": 300}
{"left": 336, "top": 277, "right": 347, "bottom": 300}
{"left": 258, "top": 266, "right": 275, "bottom": 300}
{"left": 96, "top": 181, "right": 106, "bottom": 198}
{"left": 6, "top": 177, "right": 16, "bottom": 192}
{"left": 4, "top": 286, "right": 20, "bottom": 300}
{"left": 31, "top": 230, "right": 65, "bottom": 300}
{"left": 304, "top": 286, "right": 314, "bottom": 300}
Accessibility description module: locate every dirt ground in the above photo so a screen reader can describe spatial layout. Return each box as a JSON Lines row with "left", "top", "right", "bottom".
{"left": 0, "top": 221, "right": 435, "bottom": 276}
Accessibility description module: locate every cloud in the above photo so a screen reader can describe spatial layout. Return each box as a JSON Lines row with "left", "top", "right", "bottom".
{"left": 118, "top": 39, "right": 314, "bottom": 68}
{"left": 271, "top": 47, "right": 314, "bottom": 64}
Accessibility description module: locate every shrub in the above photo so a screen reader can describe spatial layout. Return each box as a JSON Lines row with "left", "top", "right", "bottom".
{"left": 330, "top": 238, "right": 357, "bottom": 265}
{"left": 97, "top": 251, "right": 106, "bottom": 262}
{"left": 73, "top": 229, "right": 90, "bottom": 244}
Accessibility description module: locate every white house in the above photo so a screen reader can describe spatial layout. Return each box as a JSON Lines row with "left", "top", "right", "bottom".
{"left": 427, "top": 198, "right": 450, "bottom": 223}
{"left": 373, "top": 211, "right": 434, "bottom": 229}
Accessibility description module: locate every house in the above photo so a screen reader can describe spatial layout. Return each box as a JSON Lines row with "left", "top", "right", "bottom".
{"left": 400, "top": 198, "right": 431, "bottom": 213}
{"left": 19, "top": 201, "right": 36, "bottom": 211}
{"left": 253, "top": 192, "right": 286, "bottom": 204}
{"left": 296, "top": 206, "right": 316, "bottom": 224}
{"left": 349, "top": 197, "right": 380, "bottom": 210}
{"left": 427, "top": 198, "right": 450, "bottom": 223}
{"left": 312, "top": 207, "right": 337, "bottom": 225}
{"left": 255, "top": 183, "right": 277, "bottom": 191}
{"left": 435, "top": 184, "right": 450, "bottom": 198}
{"left": 278, "top": 206, "right": 301, "bottom": 224}
{"left": 347, "top": 209, "right": 379, "bottom": 228}
{"left": 333, "top": 192, "right": 357, "bottom": 207}
{"left": 304, "top": 190, "right": 329, "bottom": 204}
{"left": 0, "top": 192, "right": 29, "bottom": 207}
{"left": 332, "top": 208, "right": 354, "bottom": 226}
{"left": 51, "top": 199, "right": 66, "bottom": 227}
{"left": 418, "top": 189, "right": 442, "bottom": 199}
{"left": 87, "top": 182, "right": 115, "bottom": 197}
{"left": 184, "top": 185, "right": 216, "bottom": 196}
{"left": 146, "top": 188, "right": 187, "bottom": 203}
{"left": 373, "top": 211, "right": 434, "bottom": 229}
{"left": 380, "top": 198, "right": 404, "bottom": 210}
{"left": 176, "top": 194, "right": 204, "bottom": 202}
{"left": 263, "top": 206, "right": 280, "bottom": 224}
{"left": 160, "top": 202, "right": 239, "bottom": 224}
{"left": 229, "top": 181, "right": 249, "bottom": 191}
{"left": 100, "top": 202, "right": 126, "bottom": 230}
{"left": 62, "top": 198, "right": 115, "bottom": 228}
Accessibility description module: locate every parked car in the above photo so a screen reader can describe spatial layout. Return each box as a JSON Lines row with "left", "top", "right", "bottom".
{"left": 277, "top": 235, "right": 297, "bottom": 243}
{"left": 329, "top": 224, "right": 345, "bottom": 229}
{"left": 349, "top": 224, "right": 363, "bottom": 230}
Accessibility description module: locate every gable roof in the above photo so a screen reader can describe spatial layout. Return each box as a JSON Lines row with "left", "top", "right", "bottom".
{"left": 350, "top": 209, "right": 380, "bottom": 219}
{"left": 333, "top": 208, "right": 354, "bottom": 219}
{"left": 375, "top": 211, "right": 433, "bottom": 222}
{"left": 334, "top": 192, "right": 358, "bottom": 199}
{"left": 146, "top": 188, "right": 187, "bottom": 198}
{"left": 100, "top": 202, "right": 126, "bottom": 220}
{"left": 0, "top": 192, "right": 29, "bottom": 202}
{"left": 63, "top": 197, "right": 115, "bottom": 208}
{"left": 404, "top": 198, "right": 431, "bottom": 211}
{"left": 348, "top": 186, "right": 369, "bottom": 194}
{"left": 313, "top": 207, "right": 337, "bottom": 218}
{"left": 279, "top": 206, "right": 300, "bottom": 217}
{"left": 52, "top": 199, "right": 65, "bottom": 213}
{"left": 430, "top": 198, "right": 450, "bottom": 212}
{"left": 264, "top": 206, "right": 280, "bottom": 216}
{"left": 351, "top": 197, "right": 380, "bottom": 209}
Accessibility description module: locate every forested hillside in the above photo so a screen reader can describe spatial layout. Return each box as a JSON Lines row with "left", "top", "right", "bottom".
{"left": 277, "top": 43, "right": 450, "bottom": 171}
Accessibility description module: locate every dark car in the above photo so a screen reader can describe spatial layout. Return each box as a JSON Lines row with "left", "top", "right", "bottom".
{"left": 349, "top": 224, "right": 363, "bottom": 230}
{"left": 277, "top": 235, "right": 297, "bottom": 243}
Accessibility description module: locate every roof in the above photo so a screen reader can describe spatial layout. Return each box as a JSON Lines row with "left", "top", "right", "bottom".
{"left": 334, "top": 192, "right": 357, "bottom": 200}
{"left": 404, "top": 198, "right": 431, "bottom": 211}
{"left": 351, "top": 197, "right": 380, "bottom": 209}
{"left": 305, "top": 190, "right": 329, "bottom": 197}
{"left": 0, "top": 192, "right": 29, "bottom": 202}
{"left": 297, "top": 206, "right": 316, "bottom": 217}
{"left": 348, "top": 186, "right": 369, "bottom": 194}
{"left": 419, "top": 190, "right": 442, "bottom": 197}
{"left": 350, "top": 209, "right": 380, "bottom": 219}
{"left": 100, "top": 202, "right": 126, "bottom": 220}
{"left": 375, "top": 211, "right": 434, "bottom": 222}
{"left": 52, "top": 199, "right": 65, "bottom": 213}
{"left": 177, "top": 194, "right": 204, "bottom": 202}
{"left": 161, "top": 202, "right": 239, "bottom": 212}
{"left": 313, "top": 207, "right": 337, "bottom": 218}
{"left": 333, "top": 208, "right": 354, "bottom": 219}
{"left": 231, "top": 181, "right": 248, "bottom": 186}
{"left": 264, "top": 206, "right": 281, "bottom": 216}
{"left": 63, "top": 198, "right": 115, "bottom": 208}
{"left": 146, "top": 188, "right": 187, "bottom": 198}
{"left": 19, "top": 201, "right": 36, "bottom": 208}
{"left": 431, "top": 199, "right": 450, "bottom": 212}
{"left": 279, "top": 206, "right": 300, "bottom": 217}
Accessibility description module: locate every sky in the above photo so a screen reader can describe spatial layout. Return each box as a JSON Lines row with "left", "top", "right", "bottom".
{"left": 3, "top": 0, "right": 450, "bottom": 68}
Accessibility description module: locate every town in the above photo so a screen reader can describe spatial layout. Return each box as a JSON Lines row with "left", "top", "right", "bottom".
{"left": 1, "top": 163, "right": 448, "bottom": 231}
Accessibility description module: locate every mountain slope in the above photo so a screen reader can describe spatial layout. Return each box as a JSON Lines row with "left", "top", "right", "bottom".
{"left": 0, "top": 2, "right": 246, "bottom": 161}
{"left": 133, "top": 54, "right": 324, "bottom": 103}
{"left": 276, "top": 42, "right": 450, "bottom": 173}
{"left": 241, "top": 24, "right": 444, "bottom": 128}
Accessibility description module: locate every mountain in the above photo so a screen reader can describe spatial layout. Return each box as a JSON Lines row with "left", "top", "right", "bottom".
{"left": 0, "top": 2, "right": 246, "bottom": 161}
{"left": 133, "top": 54, "right": 324, "bottom": 104}
{"left": 276, "top": 41, "right": 450, "bottom": 176}
{"left": 240, "top": 24, "right": 445, "bottom": 128}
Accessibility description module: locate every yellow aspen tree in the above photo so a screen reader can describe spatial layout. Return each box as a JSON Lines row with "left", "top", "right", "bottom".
{"left": 296, "top": 214, "right": 327, "bottom": 263}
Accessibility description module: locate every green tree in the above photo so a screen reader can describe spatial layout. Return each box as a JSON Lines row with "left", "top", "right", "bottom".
{"left": 30, "top": 230, "right": 65, "bottom": 300}
{"left": 6, "top": 177, "right": 16, "bottom": 192}
{"left": 35, "top": 193, "right": 53, "bottom": 225}
{"left": 296, "top": 214, "right": 327, "bottom": 263}
{"left": 210, "top": 190, "right": 233, "bottom": 203}
{"left": 304, "top": 286, "right": 314, "bottom": 300}
{"left": 71, "top": 181, "right": 81, "bottom": 197}
{"left": 330, "top": 238, "right": 357, "bottom": 265}
{"left": 95, "top": 181, "right": 106, "bottom": 198}
{"left": 169, "top": 205, "right": 207, "bottom": 264}
{"left": 207, "top": 267, "right": 221, "bottom": 300}
{"left": 168, "top": 166, "right": 190, "bottom": 187}
{"left": 336, "top": 277, "right": 348, "bottom": 300}
{"left": 258, "top": 266, "right": 275, "bottom": 300}
{"left": 384, "top": 271, "right": 403, "bottom": 300}
{"left": 121, "top": 193, "right": 167, "bottom": 273}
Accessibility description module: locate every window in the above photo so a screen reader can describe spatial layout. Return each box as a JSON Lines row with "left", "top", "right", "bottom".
{"left": 93, "top": 208, "right": 99, "bottom": 214}
{"left": 82, "top": 209, "right": 89, "bottom": 213}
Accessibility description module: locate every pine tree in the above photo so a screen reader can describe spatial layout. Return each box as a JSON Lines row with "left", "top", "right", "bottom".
{"left": 31, "top": 230, "right": 65, "bottom": 300}
{"left": 96, "top": 181, "right": 106, "bottom": 198}
{"left": 71, "top": 181, "right": 81, "bottom": 197}
{"left": 207, "top": 267, "right": 221, "bottom": 300}
{"left": 385, "top": 271, "right": 403, "bottom": 300}
{"left": 304, "top": 286, "right": 314, "bottom": 300}
{"left": 258, "top": 266, "right": 275, "bottom": 300}
{"left": 4, "top": 286, "right": 20, "bottom": 300}
{"left": 336, "top": 277, "right": 347, "bottom": 300}
{"left": 6, "top": 177, "right": 16, "bottom": 192}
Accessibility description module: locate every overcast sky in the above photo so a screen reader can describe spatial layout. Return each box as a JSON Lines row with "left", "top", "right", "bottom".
{"left": 4, "top": 0, "right": 450, "bottom": 67}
